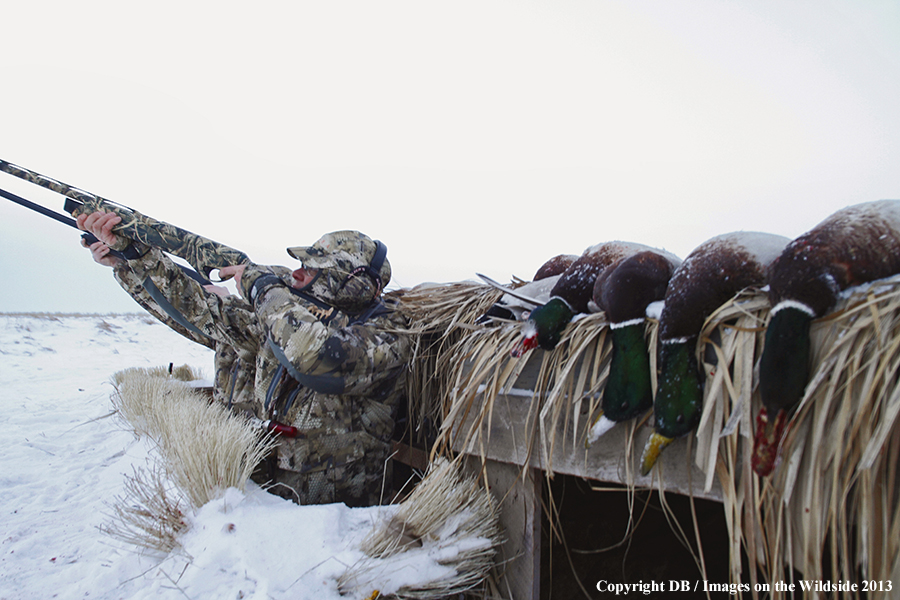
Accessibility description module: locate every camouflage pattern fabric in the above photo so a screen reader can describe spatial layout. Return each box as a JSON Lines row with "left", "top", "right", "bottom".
{"left": 289, "top": 230, "right": 392, "bottom": 313}
{"left": 212, "top": 344, "right": 259, "bottom": 415}
{"left": 289, "top": 230, "right": 391, "bottom": 282}
{"left": 112, "top": 248, "right": 411, "bottom": 507}
{"left": 2, "top": 157, "right": 411, "bottom": 503}
{"left": 88, "top": 205, "right": 250, "bottom": 280}
{"left": 113, "top": 250, "right": 264, "bottom": 411}
{"left": 244, "top": 279, "right": 408, "bottom": 395}
{"left": 112, "top": 261, "right": 215, "bottom": 350}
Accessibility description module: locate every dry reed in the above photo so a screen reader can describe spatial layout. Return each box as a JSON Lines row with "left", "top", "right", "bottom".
{"left": 103, "top": 366, "right": 276, "bottom": 551}
{"left": 339, "top": 457, "right": 501, "bottom": 599}
{"left": 101, "top": 464, "right": 189, "bottom": 553}
{"left": 394, "top": 282, "right": 504, "bottom": 449}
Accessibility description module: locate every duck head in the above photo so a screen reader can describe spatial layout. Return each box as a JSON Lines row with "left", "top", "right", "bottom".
{"left": 511, "top": 297, "right": 575, "bottom": 357}
{"left": 640, "top": 338, "right": 704, "bottom": 474}
{"left": 588, "top": 322, "right": 653, "bottom": 443}
{"left": 753, "top": 303, "right": 813, "bottom": 476}
{"left": 654, "top": 339, "right": 704, "bottom": 438}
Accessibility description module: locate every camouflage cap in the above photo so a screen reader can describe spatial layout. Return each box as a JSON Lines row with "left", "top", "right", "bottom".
{"left": 287, "top": 230, "right": 392, "bottom": 290}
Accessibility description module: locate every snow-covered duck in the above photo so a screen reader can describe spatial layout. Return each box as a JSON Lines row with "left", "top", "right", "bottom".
{"left": 587, "top": 249, "right": 681, "bottom": 441}
{"left": 512, "top": 241, "right": 674, "bottom": 357}
{"left": 754, "top": 200, "right": 900, "bottom": 476}
{"left": 533, "top": 254, "right": 578, "bottom": 281}
{"left": 640, "top": 231, "right": 790, "bottom": 475}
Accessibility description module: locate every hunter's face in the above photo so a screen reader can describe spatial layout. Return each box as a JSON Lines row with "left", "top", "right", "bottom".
{"left": 291, "top": 267, "right": 318, "bottom": 290}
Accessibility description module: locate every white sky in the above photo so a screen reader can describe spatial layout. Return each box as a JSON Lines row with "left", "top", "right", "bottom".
{"left": 1, "top": 0, "right": 898, "bottom": 313}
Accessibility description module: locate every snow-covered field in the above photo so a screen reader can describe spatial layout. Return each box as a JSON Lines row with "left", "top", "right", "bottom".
{"left": 0, "top": 314, "right": 443, "bottom": 600}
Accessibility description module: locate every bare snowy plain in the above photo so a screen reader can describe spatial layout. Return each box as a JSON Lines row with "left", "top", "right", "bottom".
{"left": 0, "top": 313, "right": 454, "bottom": 600}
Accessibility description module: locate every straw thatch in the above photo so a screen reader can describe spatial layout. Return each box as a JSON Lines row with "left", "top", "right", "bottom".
{"left": 339, "top": 457, "right": 502, "bottom": 599}
{"left": 103, "top": 366, "right": 276, "bottom": 551}
{"left": 399, "top": 280, "right": 650, "bottom": 484}
{"left": 393, "top": 282, "right": 504, "bottom": 450}
{"left": 688, "top": 288, "right": 771, "bottom": 594}
{"left": 397, "top": 275, "right": 900, "bottom": 598}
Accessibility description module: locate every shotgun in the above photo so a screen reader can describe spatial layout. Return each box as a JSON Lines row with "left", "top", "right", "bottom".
{"left": 0, "top": 158, "right": 250, "bottom": 280}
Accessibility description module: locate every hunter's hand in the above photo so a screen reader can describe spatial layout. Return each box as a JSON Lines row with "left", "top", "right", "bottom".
{"left": 203, "top": 284, "right": 231, "bottom": 298}
{"left": 81, "top": 237, "right": 124, "bottom": 268}
{"left": 218, "top": 265, "right": 247, "bottom": 290}
{"left": 77, "top": 211, "right": 123, "bottom": 247}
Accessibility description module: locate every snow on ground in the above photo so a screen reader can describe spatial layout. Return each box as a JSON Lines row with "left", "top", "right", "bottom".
{"left": 0, "top": 314, "right": 421, "bottom": 600}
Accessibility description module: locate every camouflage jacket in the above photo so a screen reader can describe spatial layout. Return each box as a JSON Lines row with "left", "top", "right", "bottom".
{"left": 112, "top": 249, "right": 412, "bottom": 506}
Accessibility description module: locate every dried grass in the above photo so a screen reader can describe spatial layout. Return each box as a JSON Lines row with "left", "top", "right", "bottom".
{"left": 104, "top": 366, "right": 276, "bottom": 550}
{"left": 691, "top": 289, "right": 771, "bottom": 593}
{"left": 394, "top": 282, "right": 504, "bottom": 448}
{"left": 339, "top": 457, "right": 501, "bottom": 599}
{"left": 411, "top": 301, "right": 626, "bottom": 478}
{"left": 397, "top": 279, "right": 662, "bottom": 488}
{"left": 101, "top": 464, "right": 189, "bottom": 553}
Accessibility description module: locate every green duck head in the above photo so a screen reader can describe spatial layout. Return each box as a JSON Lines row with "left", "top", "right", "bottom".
{"left": 654, "top": 339, "right": 704, "bottom": 438}
{"left": 590, "top": 321, "right": 653, "bottom": 442}
{"left": 641, "top": 338, "right": 703, "bottom": 474}
{"left": 753, "top": 303, "right": 813, "bottom": 476}
{"left": 511, "top": 297, "right": 575, "bottom": 357}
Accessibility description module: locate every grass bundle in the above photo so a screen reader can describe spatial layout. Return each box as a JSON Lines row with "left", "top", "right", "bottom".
{"left": 693, "top": 289, "right": 772, "bottom": 593}
{"left": 339, "top": 457, "right": 501, "bottom": 599}
{"left": 395, "top": 279, "right": 661, "bottom": 480}
{"left": 435, "top": 323, "right": 535, "bottom": 458}
{"left": 101, "top": 464, "right": 189, "bottom": 553}
{"left": 427, "top": 305, "right": 628, "bottom": 477}
{"left": 394, "top": 282, "right": 504, "bottom": 448}
{"left": 536, "top": 312, "right": 619, "bottom": 469}
{"left": 104, "top": 366, "right": 276, "bottom": 550}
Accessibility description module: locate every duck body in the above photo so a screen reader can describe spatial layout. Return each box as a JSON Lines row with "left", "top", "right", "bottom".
{"left": 533, "top": 254, "right": 578, "bottom": 281}
{"left": 754, "top": 200, "right": 900, "bottom": 475}
{"left": 592, "top": 250, "right": 682, "bottom": 323}
{"left": 587, "top": 250, "right": 682, "bottom": 441}
{"left": 641, "top": 231, "right": 790, "bottom": 474}
{"left": 552, "top": 241, "right": 667, "bottom": 314}
{"left": 659, "top": 232, "right": 791, "bottom": 343}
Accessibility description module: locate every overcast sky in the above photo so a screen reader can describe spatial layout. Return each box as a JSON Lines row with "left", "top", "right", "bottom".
{"left": 1, "top": 1, "right": 898, "bottom": 313}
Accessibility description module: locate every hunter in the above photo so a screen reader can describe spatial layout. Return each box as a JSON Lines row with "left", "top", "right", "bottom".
{"left": 79, "top": 211, "right": 411, "bottom": 507}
